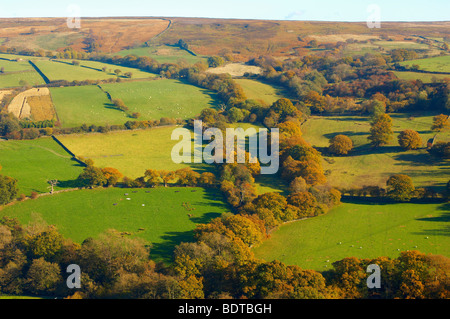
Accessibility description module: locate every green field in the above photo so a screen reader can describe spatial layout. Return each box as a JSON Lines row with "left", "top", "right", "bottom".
{"left": 101, "top": 79, "right": 219, "bottom": 120}
{"left": 33, "top": 59, "right": 154, "bottom": 82}
{"left": 0, "top": 137, "right": 84, "bottom": 195}
{"left": 302, "top": 114, "right": 450, "bottom": 191}
{"left": 235, "top": 79, "right": 286, "bottom": 105}
{"left": 0, "top": 58, "right": 34, "bottom": 72}
{"left": 115, "top": 45, "right": 206, "bottom": 64}
{"left": 399, "top": 55, "right": 450, "bottom": 73}
{"left": 253, "top": 201, "right": 450, "bottom": 271}
{"left": 57, "top": 126, "right": 209, "bottom": 178}
{"left": 50, "top": 85, "right": 129, "bottom": 128}
{"left": 394, "top": 71, "right": 450, "bottom": 82}
{"left": 0, "top": 70, "right": 45, "bottom": 88}
{"left": 0, "top": 187, "right": 229, "bottom": 263}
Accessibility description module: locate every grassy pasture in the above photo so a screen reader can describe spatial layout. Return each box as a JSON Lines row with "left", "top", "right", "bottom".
{"left": 302, "top": 114, "right": 450, "bottom": 191}
{"left": 394, "top": 71, "right": 450, "bottom": 82}
{"left": 253, "top": 201, "right": 450, "bottom": 271}
{"left": 0, "top": 187, "right": 229, "bottom": 263}
{"left": 235, "top": 79, "right": 286, "bottom": 105}
{"left": 58, "top": 123, "right": 266, "bottom": 180}
{"left": 101, "top": 79, "right": 219, "bottom": 120}
{"left": 115, "top": 45, "right": 206, "bottom": 64}
{"left": 49, "top": 85, "right": 128, "bottom": 128}
{"left": 0, "top": 58, "right": 34, "bottom": 72}
{"left": 65, "top": 59, "right": 156, "bottom": 79}
{"left": 57, "top": 126, "right": 208, "bottom": 178}
{"left": 0, "top": 137, "right": 84, "bottom": 195}
{"left": 399, "top": 55, "right": 450, "bottom": 73}
{"left": 33, "top": 59, "right": 154, "bottom": 82}
{"left": 0, "top": 71, "right": 45, "bottom": 88}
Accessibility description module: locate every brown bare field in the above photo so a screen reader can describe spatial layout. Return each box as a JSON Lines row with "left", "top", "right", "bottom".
{"left": 7, "top": 87, "right": 50, "bottom": 120}
{"left": 206, "top": 63, "right": 262, "bottom": 77}
{"left": 308, "top": 34, "right": 379, "bottom": 43}
{"left": 27, "top": 95, "right": 56, "bottom": 121}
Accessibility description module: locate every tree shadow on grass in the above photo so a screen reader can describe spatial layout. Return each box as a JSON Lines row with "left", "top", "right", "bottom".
{"left": 412, "top": 204, "right": 450, "bottom": 237}
{"left": 323, "top": 131, "right": 369, "bottom": 140}
{"left": 149, "top": 230, "right": 194, "bottom": 263}
{"left": 57, "top": 179, "right": 84, "bottom": 189}
{"left": 189, "top": 212, "right": 222, "bottom": 224}
{"left": 393, "top": 152, "right": 449, "bottom": 167}
{"left": 350, "top": 144, "right": 404, "bottom": 156}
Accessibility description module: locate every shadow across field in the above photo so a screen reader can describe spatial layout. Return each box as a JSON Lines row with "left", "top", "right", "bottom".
{"left": 149, "top": 230, "right": 194, "bottom": 263}
{"left": 413, "top": 203, "right": 450, "bottom": 237}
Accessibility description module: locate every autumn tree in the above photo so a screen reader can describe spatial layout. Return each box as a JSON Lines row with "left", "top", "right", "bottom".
{"left": 26, "top": 257, "right": 62, "bottom": 294}
{"left": 207, "top": 56, "right": 225, "bottom": 68}
{"left": 144, "top": 169, "right": 161, "bottom": 187}
{"left": 289, "top": 176, "right": 308, "bottom": 193}
{"left": 386, "top": 174, "right": 415, "bottom": 201}
{"left": 112, "top": 98, "right": 128, "bottom": 112}
{"left": 158, "top": 170, "right": 176, "bottom": 187}
{"left": 329, "top": 134, "right": 353, "bottom": 155}
{"left": 368, "top": 114, "right": 393, "bottom": 147}
{"left": 303, "top": 91, "right": 326, "bottom": 114}
{"left": 287, "top": 192, "right": 318, "bottom": 217}
{"left": 271, "top": 98, "right": 298, "bottom": 119}
{"left": 176, "top": 168, "right": 200, "bottom": 187}
{"left": 78, "top": 165, "right": 107, "bottom": 188}
{"left": 431, "top": 114, "right": 449, "bottom": 131}
{"left": 101, "top": 167, "right": 123, "bottom": 186}
{"left": 397, "top": 130, "right": 422, "bottom": 150}
{"left": 0, "top": 174, "right": 18, "bottom": 205}
{"left": 199, "top": 172, "right": 217, "bottom": 187}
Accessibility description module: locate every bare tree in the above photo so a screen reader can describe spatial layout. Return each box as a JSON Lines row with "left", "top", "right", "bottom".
{"left": 47, "top": 180, "right": 59, "bottom": 195}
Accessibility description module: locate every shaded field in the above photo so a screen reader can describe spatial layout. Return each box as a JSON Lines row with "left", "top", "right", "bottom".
{"left": 253, "top": 201, "right": 450, "bottom": 271}
{"left": 0, "top": 187, "right": 229, "bottom": 263}
{"left": 0, "top": 137, "right": 84, "bottom": 195}
{"left": 302, "top": 114, "right": 450, "bottom": 191}
{"left": 101, "top": 79, "right": 219, "bottom": 120}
